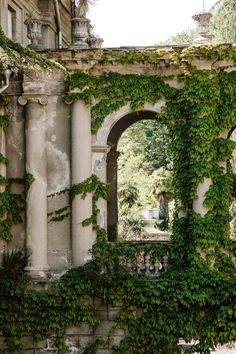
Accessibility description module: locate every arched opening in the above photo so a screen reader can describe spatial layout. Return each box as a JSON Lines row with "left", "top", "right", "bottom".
{"left": 107, "top": 110, "right": 172, "bottom": 241}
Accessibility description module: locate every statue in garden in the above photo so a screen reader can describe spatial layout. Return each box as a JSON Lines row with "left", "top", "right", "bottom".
{"left": 152, "top": 169, "right": 173, "bottom": 229}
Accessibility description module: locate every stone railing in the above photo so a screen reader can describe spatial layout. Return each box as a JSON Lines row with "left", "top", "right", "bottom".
{"left": 118, "top": 240, "right": 169, "bottom": 275}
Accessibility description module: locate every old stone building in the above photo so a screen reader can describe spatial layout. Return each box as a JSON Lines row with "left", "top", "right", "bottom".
{"left": 0, "top": 2, "right": 236, "bottom": 353}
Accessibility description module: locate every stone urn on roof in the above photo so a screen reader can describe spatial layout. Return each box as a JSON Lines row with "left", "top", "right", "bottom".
{"left": 192, "top": 0, "right": 213, "bottom": 44}
{"left": 71, "top": 0, "right": 103, "bottom": 49}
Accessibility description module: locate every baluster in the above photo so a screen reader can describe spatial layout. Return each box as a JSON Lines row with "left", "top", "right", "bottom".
{"left": 126, "top": 257, "right": 132, "bottom": 272}
{"left": 149, "top": 254, "right": 155, "bottom": 274}
{"left": 145, "top": 253, "right": 151, "bottom": 274}
{"left": 154, "top": 259, "right": 161, "bottom": 275}
{"left": 163, "top": 255, "right": 168, "bottom": 272}
{"left": 136, "top": 252, "right": 143, "bottom": 273}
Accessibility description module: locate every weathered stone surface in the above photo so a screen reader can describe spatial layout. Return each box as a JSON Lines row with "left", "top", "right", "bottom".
{"left": 108, "top": 307, "right": 120, "bottom": 321}
{"left": 66, "top": 323, "right": 93, "bottom": 335}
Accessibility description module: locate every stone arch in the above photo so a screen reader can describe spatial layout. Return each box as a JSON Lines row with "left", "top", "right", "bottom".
{"left": 92, "top": 101, "right": 167, "bottom": 241}
{"left": 92, "top": 99, "right": 166, "bottom": 241}
{"left": 92, "top": 101, "right": 166, "bottom": 148}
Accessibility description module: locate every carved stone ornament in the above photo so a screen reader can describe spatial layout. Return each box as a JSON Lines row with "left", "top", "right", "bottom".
{"left": 18, "top": 96, "right": 48, "bottom": 106}
{"left": 89, "top": 34, "right": 104, "bottom": 48}
{"left": 192, "top": 11, "right": 213, "bottom": 44}
{"left": 24, "top": 18, "right": 43, "bottom": 50}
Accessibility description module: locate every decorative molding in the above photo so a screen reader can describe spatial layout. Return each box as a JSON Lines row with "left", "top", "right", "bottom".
{"left": 92, "top": 145, "right": 111, "bottom": 154}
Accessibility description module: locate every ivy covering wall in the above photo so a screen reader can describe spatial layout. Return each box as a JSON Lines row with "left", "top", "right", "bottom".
{"left": 0, "top": 35, "right": 236, "bottom": 353}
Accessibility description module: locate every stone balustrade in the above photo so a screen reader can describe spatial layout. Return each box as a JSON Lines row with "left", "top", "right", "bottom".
{"left": 123, "top": 241, "right": 169, "bottom": 275}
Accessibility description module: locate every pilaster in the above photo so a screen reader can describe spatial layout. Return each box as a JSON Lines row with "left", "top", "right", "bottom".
{"left": 18, "top": 95, "right": 49, "bottom": 278}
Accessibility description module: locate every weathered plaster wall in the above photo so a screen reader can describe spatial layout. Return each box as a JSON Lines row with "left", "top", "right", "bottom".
{"left": 46, "top": 95, "right": 71, "bottom": 271}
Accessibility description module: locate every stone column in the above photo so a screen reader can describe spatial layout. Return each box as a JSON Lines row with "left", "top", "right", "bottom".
{"left": 71, "top": 100, "right": 94, "bottom": 266}
{"left": 107, "top": 149, "right": 120, "bottom": 241}
{"left": 18, "top": 95, "right": 49, "bottom": 277}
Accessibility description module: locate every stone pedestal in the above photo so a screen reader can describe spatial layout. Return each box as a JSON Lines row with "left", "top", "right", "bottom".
{"left": 18, "top": 96, "right": 49, "bottom": 277}
{"left": 71, "top": 100, "right": 94, "bottom": 266}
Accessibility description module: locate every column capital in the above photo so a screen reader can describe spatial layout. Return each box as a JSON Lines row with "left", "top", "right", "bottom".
{"left": 18, "top": 95, "right": 48, "bottom": 106}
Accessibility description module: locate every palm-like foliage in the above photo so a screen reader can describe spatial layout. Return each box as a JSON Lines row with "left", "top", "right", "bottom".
{"left": 75, "top": 0, "right": 97, "bottom": 17}
{"left": 118, "top": 185, "right": 139, "bottom": 209}
{"left": 0, "top": 249, "right": 29, "bottom": 280}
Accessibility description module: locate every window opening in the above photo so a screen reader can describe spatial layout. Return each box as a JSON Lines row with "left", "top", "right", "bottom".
{"left": 7, "top": 6, "right": 16, "bottom": 40}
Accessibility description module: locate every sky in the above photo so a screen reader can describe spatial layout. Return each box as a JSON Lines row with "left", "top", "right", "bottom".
{"left": 88, "top": 0, "right": 218, "bottom": 47}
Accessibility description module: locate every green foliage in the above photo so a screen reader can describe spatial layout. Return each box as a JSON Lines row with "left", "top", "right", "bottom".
{"left": 118, "top": 185, "right": 139, "bottom": 208}
{"left": 0, "top": 27, "right": 61, "bottom": 71}
{"left": 0, "top": 153, "right": 9, "bottom": 164}
{"left": 0, "top": 178, "right": 26, "bottom": 240}
{"left": 0, "top": 271, "right": 99, "bottom": 353}
{"left": 144, "top": 121, "right": 171, "bottom": 173}
{"left": 0, "top": 114, "right": 9, "bottom": 130}
{"left": 162, "top": 29, "right": 197, "bottom": 45}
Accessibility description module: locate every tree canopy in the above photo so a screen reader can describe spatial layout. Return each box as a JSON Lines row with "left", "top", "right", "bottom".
{"left": 211, "top": 0, "right": 236, "bottom": 42}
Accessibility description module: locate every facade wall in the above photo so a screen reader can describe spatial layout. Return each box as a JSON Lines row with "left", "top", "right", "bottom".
{"left": 0, "top": 0, "right": 72, "bottom": 49}
{"left": 0, "top": 296, "right": 235, "bottom": 353}
{"left": 2, "top": 50, "right": 236, "bottom": 273}
{"left": 0, "top": 297, "right": 125, "bottom": 353}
